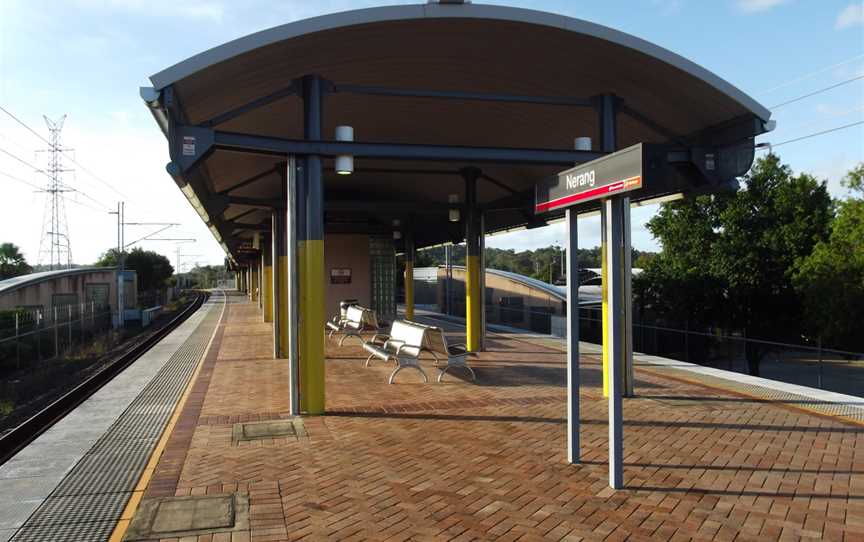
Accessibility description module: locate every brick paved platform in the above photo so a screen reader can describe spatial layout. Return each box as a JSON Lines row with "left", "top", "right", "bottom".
{"left": 135, "top": 294, "right": 864, "bottom": 541}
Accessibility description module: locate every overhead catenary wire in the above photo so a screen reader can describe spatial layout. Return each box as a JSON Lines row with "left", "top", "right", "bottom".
{"left": 769, "top": 74, "right": 864, "bottom": 110}
{"left": 757, "top": 120, "right": 864, "bottom": 150}
{"left": 757, "top": 53, "right": 864, "bottom": 96}
{"left": 0, "top": 105, "right": 128, "bottom": 199}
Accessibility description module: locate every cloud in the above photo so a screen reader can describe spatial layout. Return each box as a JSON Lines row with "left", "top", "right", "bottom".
{"left": 735, "top": 0, "right": 791, "bottom": 13}
{"left": 836, "top": 3, "right": 864, "bottom": 29}
{"left": 73, "top": 0, "right": 225, "bottom": 22}
{"left": 651, "top": 0, "right": 685, "bottom": 16}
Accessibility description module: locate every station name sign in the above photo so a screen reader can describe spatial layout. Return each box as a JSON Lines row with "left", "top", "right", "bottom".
{"left": 535, "top": 143, "right": 645, "bottom": 213}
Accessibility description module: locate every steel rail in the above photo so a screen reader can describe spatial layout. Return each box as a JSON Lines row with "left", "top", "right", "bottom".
{"left": 0, "top": 292, "right": 209, "bottom": 465}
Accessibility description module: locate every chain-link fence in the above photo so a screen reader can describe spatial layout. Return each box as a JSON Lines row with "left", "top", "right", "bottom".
{"left": 0, "top": 303, "right": 114, "bottom": 376}
{"left": 435, "top": 301, "right": 864, "bottom": 397}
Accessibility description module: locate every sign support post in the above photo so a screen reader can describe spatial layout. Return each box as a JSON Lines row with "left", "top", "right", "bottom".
{"left": 605, "top": 197, "right": 626, "bottom": 490}
{"left": 565, "top": 207, "right": 580, "bottom": 463}
{"left": 536, "top": 142, "right": 643, "bottom": 489}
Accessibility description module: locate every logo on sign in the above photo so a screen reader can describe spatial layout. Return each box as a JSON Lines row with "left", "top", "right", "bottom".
{"left": 566, "top": 170, "right": 595, "bottom": 190}
{"left": 182, "top": 136, "right": 196, "bottom": 156}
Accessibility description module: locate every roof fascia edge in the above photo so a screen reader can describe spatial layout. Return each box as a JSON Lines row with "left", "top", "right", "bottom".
{"left": 147, "top": 4, "right": 770, "bottom": 123}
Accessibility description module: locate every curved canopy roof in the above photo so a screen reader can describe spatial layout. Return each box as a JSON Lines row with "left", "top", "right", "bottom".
{"left": 144, "top": 2, "right": 771, "bottom": 258}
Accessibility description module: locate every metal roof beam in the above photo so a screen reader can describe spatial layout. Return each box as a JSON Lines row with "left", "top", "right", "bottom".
{"left": 200, "top": 84, "right": 298, "bottom": 128}
{"left": 225, "top": 195, "right": 285, "bottom": 208}
{"left": 211, "top": 130, "right": 606, "bottom": 165}
{"left": 216, "top": 166, "right": 278, "bottom": 195}
{"left": 227, "top": 221, "right": 269, "bottom": 231}
{"left": 619, "top": 104, "right": 686, "bottom": 145}
{"left": 332, "top": 84, "right": 595, "bottom": 107}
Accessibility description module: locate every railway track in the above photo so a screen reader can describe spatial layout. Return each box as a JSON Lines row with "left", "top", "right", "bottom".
{"left": 0, "top": 292, "right": 208, "bottom": 465}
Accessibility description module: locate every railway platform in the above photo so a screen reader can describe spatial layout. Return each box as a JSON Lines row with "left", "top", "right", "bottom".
{"left": 0, "top": 292, "right": 226, "bottom": 542}
{"left": 47, "top": 292, "right": 863, "bottom": 541}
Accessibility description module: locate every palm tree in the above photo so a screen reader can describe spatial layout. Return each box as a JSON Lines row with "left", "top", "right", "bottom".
{"left": 0, "top": 243, "right": 32, "bottom": 280}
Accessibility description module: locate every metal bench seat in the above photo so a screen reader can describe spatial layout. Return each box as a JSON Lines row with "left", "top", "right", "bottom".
{"left": 362, "top": 320, "right": 429, "bottom": 384}
{"left": 423, "top": 326, "right": 477, "bottom": 383}
{"left": 335, "top": 305, "right": 379, "bottom": 346}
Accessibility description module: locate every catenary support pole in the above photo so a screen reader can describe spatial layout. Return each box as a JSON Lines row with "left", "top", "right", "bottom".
{"left": 404, "top": 229, "right": 415, "bottom": 320}
{"left": 566, "top": 207, "right": 580, "bottom": 463}
{"left": 301, "top": 74, "right": 326, "bottom": 414}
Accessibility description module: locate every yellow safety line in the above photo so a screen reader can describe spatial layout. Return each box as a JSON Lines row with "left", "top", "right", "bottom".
{"left": 108, "top": 291, "right": 227, "bottom": 542}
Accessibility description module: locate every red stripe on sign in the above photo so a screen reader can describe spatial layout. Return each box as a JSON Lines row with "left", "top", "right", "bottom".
{"left": 535, "top": 176, "right": 641, "bottom": 213}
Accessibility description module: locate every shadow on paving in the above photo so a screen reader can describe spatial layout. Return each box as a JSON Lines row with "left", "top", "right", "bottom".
{"left": 325, "top": 410, "right": 861, "bottom": 434}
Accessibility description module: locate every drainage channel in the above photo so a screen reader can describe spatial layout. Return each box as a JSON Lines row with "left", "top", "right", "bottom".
{"left": 9, "top": 292, "right": 225, "bottom": 542}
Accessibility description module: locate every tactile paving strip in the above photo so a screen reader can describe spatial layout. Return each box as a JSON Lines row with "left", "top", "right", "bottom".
{"left": 10, "top": 293, "right": 224, "bottom": 542}
{"left": 646, "top": 365, "right": 864, "bottom": 425}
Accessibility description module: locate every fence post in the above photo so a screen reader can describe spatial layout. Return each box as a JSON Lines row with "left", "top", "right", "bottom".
{"left": 14, "top": 312, "right": 20, "bottom": 371}
{"left": 67, "top": 305, "right": 73, "bottom": 350}
{"left": 684, "top": 319, "right": 690, "bottom": 363}
{"left": 53, "top": 306, "right": 59, "bottom": 358}
{"left": 36, "top": 310, "right": 42, "bottom": 362}
{"left": 817, "top": 337, "right": 823, "bottom": 390}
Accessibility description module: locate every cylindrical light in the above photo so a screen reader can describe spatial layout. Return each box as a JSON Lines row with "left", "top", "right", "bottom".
{"left": 448, "top": 194, "right": 460, "bottom": 222}
{"left": 574, "top": 136, "right": 592, "bottom": 151}
{"left": 335, "top": 125, "right": 354, "bottom": 175}
{"left": 392, "top": 219, "right": 402, "bottom": 239}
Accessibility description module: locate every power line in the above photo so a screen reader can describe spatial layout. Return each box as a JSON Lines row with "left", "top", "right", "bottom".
{"left": 757, "top": 120, "right": 864, "bottom": 150}
{"left": 769, "top": 74, "right": 864, "bottom": 110}
{"left": 0, "top": 169, "right": 42, "bottom": 190}
{"left": 757, "top": 53, "right": 864, "bottom": 96}
{"left": 0, "top": 145, "right": 51, "bottom": 179}
{"left": 0, "top": 105, "right": 128, "bottom": 199}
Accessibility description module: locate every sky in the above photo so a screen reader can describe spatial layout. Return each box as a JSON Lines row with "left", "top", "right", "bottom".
{"left": 0, "top": 0, "right": 862, "bottom": 269}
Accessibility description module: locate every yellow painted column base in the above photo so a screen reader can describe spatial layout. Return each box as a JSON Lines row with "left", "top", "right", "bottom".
{"left": 262, "top": 266, "right": 273, "bottom": 323}
{"left": 465, "top": 254, "right": 481, "bottom": 352}
{"left": 404, "top": 261, "right": 414, "bottom": 321}
{"left": 299, "top": 240, "right": 325, "bottom": 414}
{"left": 276, "top": 256, "right": 289, "bottom": 359}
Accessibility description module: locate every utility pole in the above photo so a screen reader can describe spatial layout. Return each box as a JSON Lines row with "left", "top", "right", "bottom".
{"left": 37, "top": 115, "right": 74, "bottom": 270}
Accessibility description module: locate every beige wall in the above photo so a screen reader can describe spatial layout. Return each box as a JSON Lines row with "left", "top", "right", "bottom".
{"left": 324, "top": 234, "right": 371, "bottom": 318}
{"left": 0, "top": 270, "right": 118, "bottom": 311}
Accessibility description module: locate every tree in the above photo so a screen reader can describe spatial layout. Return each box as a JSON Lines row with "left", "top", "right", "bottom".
{"left": 95, "top": 247, "right": 174, "bottom": 292}
{"left": 0, "top": 243, "right": 32, "bottom": 280}
{"left": 634, "top": 154, "right": 834, "bottom": 375}
{"left": 793, "top": 164, "right": 864, "bottom": 351}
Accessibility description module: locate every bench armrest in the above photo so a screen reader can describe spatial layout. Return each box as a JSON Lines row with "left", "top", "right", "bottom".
{"left": 368, "top": 333, "right": 390, "bottom": 345}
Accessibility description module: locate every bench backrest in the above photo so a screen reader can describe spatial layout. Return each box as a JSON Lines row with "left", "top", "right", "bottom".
{"left": 423, "top": 326, "right": 450, "bottom": 356}
{"left": 345, "top": 305, "right": 365, "bottom": 324}
{"left": 361, "top": 308, "right": 379, "bottom": 329}
{"left": 389, "top": 320, "right": 425, "bottom": 345}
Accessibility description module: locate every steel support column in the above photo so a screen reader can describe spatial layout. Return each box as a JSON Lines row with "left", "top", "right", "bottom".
{"left": 566, "top": 207, "right": 580, "bottom": 464}
{"left": 262, "top": 232, "right": 273, "bottom": 323}
{"left": 272, "top": 212, "right": 281, "bottom": 356}
{"left": 275, "top": 158, "right": 300, "bottom": 415}
{"left": 404, "top": 230, "right": 415, "bottom": 321}
{"left": 300, "top": 75, "right": 325, "bottom": 415}
{"left": 463, "top": 168, "right": 483, "bottom": 352}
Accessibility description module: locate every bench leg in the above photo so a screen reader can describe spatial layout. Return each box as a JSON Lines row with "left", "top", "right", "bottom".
{"left": 388, "top": 363, "right": 428, "bottom": 384}
{"left": 364, "top": 353, "right": 375, "bottom": 367}
{"left": 339, "top": 332, "right": 362, "bottom": 347}
{"left": 437, "top": 364, "right": 477, "bottom": 383}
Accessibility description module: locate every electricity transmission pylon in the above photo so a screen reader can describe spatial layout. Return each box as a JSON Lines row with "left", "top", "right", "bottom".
{"left": 36, "top": 115, "right": 74, "bottom": 270}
